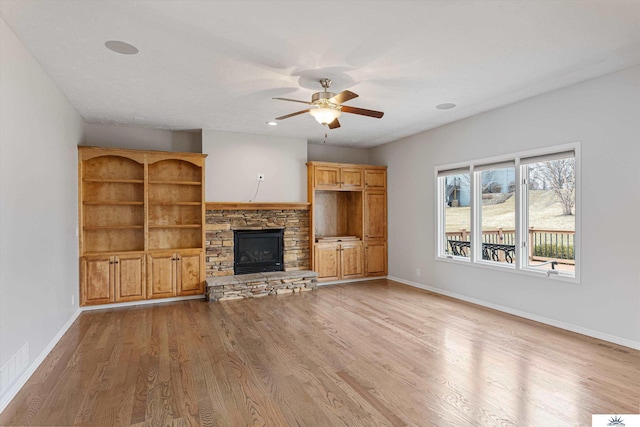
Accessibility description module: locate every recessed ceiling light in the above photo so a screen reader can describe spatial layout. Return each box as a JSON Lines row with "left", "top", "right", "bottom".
{"left": 267, "top": 121, "right": 278, "bottom": 126}
{"left": 436, "top": 103, "right": 456, "bottom": 110}
{"left": 105, "top": 40, "right": 139, "bottom": 55}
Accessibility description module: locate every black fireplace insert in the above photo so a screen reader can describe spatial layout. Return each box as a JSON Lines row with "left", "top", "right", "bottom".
{"left": 233, "top": 229, "right": 284, "bottom": 275}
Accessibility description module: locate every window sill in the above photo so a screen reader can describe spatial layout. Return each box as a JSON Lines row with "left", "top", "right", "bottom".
{"left": 436, "top": 255, "right": 579, "bottom": 284}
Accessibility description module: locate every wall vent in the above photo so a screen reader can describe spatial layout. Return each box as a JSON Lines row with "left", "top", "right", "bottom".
{"left": 0, "top": 341, "right": 29, "bottom": 396}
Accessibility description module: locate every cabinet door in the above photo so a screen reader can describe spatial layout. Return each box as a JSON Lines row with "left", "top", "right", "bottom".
{"left": 341, "top": 242, "right": 364, "bottom": 279}
{"left": 314, "top": 165, "right": 341, "bottom": 190}
{"left": 81, "top": 256, "right": 114, "bottom": 305}
{"left": 365, "top": 191, "right": 387, "bottom": 240}
{"left": 176, "top": 250, "right": 204, "bottom": 295}
{"left": 365, "top": 169, "right": 386, "bottom": 190}
{"left": 365, "top": 242, "right": 387, "bottom": 276}
{"left": 341, "top": 167, "right": 364, "bottom": 190}
{"left": 314, "top": 243, "right": 340, "bottom": 281}
{"left": 147, "top": 252, "right": 176, "bottom": 299}
{"left": 114, "top": 254, "right": 146, "bottom": 302}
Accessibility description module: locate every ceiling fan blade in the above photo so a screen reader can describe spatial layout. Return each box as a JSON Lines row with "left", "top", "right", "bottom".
{"left": 275, "top": 109, "right": 311, "bottom": 120}
{"left": 328, "top": 118, "right": 341, "bottom": 129}
{"left": 329, "top": 90, "right": 358, "bottom": 105}
{"left": 273, "top": 97, "right": 312, "bottom": 105}
{"left": 341, "top": 105, "right": 384, "bottom": 118}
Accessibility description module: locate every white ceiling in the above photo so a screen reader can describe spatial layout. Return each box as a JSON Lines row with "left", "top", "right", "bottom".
{"left": 1, "top": 1, "right": 639, "bottom": 147}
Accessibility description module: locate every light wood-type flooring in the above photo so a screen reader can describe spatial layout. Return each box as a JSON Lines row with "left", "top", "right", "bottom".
{"left": 1, "top": 279, "right": 639, "bottom": 426}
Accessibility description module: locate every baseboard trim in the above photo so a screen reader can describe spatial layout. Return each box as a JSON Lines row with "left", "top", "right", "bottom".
{"left": 317, "top": 276, "right": 388, "bottom": 286}
{"left": 81, "top": 294, "right": 205, "bottom": 311}
{"left": 0, "top": 307, "right": 82, "bottom": 414}
{"left": 389, "top": 276, "right": 640, "bottom": 351}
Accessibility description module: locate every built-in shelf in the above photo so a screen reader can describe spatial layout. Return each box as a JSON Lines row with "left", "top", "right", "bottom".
{"left": 83, "top": 201, "right": 144, "bottom": 206}
{"left": 149, "top": 201, "right": 201, "bottom": 206}
{"left": 148, "top": 224, "right": 202, "bottom": 229}
{"left": 149, "top": 180, "right": 201, "bottom": 186}
{"left": 83, "top": 250, "right": 146, "bottom": 256}
{"left": 83, "top": 178, "right": 144, "bottom": 184}
{"left": 84, "top": 225, "right": 144, "bottom": 230}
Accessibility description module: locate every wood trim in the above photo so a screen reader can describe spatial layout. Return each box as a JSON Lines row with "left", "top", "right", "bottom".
{"left": 205, "top": 202, "right": 310, "bottom": 211}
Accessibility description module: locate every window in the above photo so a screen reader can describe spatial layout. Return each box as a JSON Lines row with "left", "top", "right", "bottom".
{"left": 521, "top": 151, "right": 576, "bottom": 275}
{"left": 476, "top": 162, "right": 516, "bottom": 265}
{"left": 438, "top": 168, "right": 471, "bottom": 258}
{"left": 436, "top": 144, "right": 578, "bottom": 280}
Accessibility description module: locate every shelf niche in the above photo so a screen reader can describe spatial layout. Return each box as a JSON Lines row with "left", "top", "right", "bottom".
{"left": 313, "top": 191, "right": 363, "bottom": 240}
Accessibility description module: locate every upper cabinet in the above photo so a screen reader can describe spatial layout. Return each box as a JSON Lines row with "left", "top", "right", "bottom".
{"left": 365, "top": 168, "right": 387, "bottom": 190}
{"left": 78, "top": 147, "right": 206, "bottom": 306}
{"left": 312, "top": 164, "right": 364, "bottom": 190}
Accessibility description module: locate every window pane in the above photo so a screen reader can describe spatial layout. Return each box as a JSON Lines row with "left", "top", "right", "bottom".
{"left": 480, "top": 167, "right": 516, "bottom": 264}
{"left": 525, "top": 157, "right": 575, "bottom": 275}
{"left": 443, "top": 173, "right": 471, "bottom": 258}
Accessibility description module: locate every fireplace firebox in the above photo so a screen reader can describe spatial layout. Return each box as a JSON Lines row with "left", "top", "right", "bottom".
{"left": 234, "top": 229, "right": 284, "bottom": 275}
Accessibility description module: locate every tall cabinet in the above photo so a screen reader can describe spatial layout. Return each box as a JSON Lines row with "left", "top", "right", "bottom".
{"left": 307, "top": 161, "right": 387, "bottom": 282}
{"left": 78, "top": 146, "right": 206, "bottom": 306}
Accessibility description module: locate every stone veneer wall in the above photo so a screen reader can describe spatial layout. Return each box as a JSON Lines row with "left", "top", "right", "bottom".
{"left": 205, "top": 209, "right": 309, "bottom": 277}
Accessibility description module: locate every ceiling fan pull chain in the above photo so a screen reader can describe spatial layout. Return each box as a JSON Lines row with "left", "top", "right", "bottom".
{"left": 324, "top": 132, "right": 328, "bottom": 144}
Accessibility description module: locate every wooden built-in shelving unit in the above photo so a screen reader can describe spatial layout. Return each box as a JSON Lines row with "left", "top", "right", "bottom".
{"left": 78, "top": 146, "right": 207, "bottom": 306}
{"left": 307, "top": 161, "right": 387, "bottom": 281}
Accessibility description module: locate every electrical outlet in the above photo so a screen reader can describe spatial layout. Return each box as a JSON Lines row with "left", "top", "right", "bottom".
{"left": 257, "top": 173, "right": 265, "bottom": 181}
{"left": 416, "top": 268, "right": 421, "bottom": 277}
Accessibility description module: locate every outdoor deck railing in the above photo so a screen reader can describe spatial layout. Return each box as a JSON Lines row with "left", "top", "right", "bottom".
{"left": 446, "top": 228, "right": 575, "bottom": 263}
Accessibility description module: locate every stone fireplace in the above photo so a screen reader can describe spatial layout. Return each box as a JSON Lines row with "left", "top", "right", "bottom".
{"left": 205, "top": 204, "right": 310, "bottom": 277}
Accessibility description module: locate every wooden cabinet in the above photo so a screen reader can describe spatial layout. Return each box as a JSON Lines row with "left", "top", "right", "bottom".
{"left": 365, "top": 241, "right": 387, "bottom": 276}
{"left": 312, "top": 164, "right": 364, "bottom": 190}
{"left": 314, "top": 241, "right": 363, "bottom": 281}
{"left": 364, "top": 191, "right": 387, "bottom": 240}
{"left": 147, "top": 250, "right": 204, "bottom": 299}
{"left": 341, "top": 241, "right": 364, "bottom": 279}
{"left": 314, "top": 243, "right": 340, "bottom": 281}
{"left": 365, "top": 168, "right": 387, "bottom": 190}
{"left": 79, "top": 147, "right": 206, "bottom": 306}
{"left": 81, "top": 253, "right": 145, "bottom": 305}
{"left": 308, "top": 161, "right": 387, "bottom": 282}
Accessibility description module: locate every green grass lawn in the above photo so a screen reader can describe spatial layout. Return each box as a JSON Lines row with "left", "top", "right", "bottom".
{"left": 445, "top": 190, "right": 575, "bottom": 232}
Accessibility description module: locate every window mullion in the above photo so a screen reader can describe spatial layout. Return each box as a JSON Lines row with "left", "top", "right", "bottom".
{"left": 470, "top": 167, "right": 480, "bottom": 263}
{"left": 514, "top": 159, "right": 523, "bottom": 271}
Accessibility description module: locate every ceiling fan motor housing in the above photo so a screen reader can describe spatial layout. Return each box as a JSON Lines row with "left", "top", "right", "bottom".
{"left": 312, "top": 91, "right": 337, "bottom": 104}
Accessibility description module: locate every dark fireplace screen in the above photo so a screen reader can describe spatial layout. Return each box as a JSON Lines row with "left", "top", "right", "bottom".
{"left": 234, "top": 229, "right": 284, "bottom": 275}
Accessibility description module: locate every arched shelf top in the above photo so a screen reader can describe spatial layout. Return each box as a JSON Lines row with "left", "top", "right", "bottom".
{"left": 82, "top": 155, "right": 144, "bottom": 181}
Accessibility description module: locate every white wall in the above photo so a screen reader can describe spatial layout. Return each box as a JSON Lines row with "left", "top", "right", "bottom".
{"left": 203, "top": 130, "right": 307, "bottom": 202}
{"left": 83, "top": 123, "right": 201, "bottom": 153}
{"left": 0, "top": 18, "right": 84, "bottom": 400}
{"left": 307, "top": 143, "right": 370, "bottom": 164}
{"left": 370, "top": 66, "right": 640, "bottom": 346}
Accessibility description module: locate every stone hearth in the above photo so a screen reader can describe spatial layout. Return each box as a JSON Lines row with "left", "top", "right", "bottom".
{"left": 206, "top": 270, "right": 318, "bottom": 301}
{"left": 205, "top": 208, "right": 309, "bottom": 277}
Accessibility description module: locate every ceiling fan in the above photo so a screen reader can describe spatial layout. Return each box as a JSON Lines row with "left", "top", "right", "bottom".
{"left": 273, "top": 78, "right": 384, "bottom": 129}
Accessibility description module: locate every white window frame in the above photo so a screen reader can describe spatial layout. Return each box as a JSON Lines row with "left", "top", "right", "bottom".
{"left": 435, "top": 142, "right": 580, "bottom": 283}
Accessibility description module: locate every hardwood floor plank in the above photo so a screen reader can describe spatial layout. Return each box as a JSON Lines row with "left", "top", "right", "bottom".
{"left": 1, "top": 280, "right": 638, "bottom": 426}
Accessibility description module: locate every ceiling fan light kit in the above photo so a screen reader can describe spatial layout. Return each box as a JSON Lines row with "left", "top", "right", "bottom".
{"left": 309, "top": 106, "right": 341, "bottom": 125}
{"left": 273, "top": 78, "right": 384, "bottom": 130}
